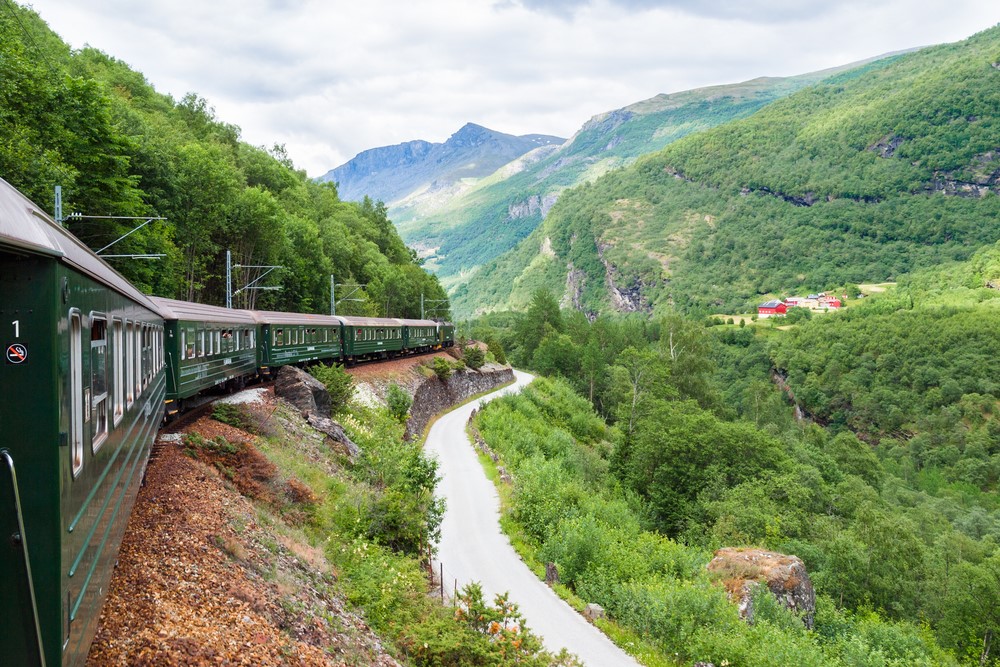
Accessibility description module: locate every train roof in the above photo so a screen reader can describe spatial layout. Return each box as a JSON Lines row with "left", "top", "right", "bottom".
{"left": 339, "top": 315, "right": 405, "bottom": 327}
{"left": 251, "top": 310, "right": 348, "bottom": 327}
{"left": 394, "top": 318, "right": 440, "bottom": 327}
{"left": 150, "top": 297, "right": 258, "bottom": 324}
{"left": 0, "top": 177, "right": 160, "bottom": 311}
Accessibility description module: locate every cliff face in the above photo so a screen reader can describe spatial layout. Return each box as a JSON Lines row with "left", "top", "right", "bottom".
{"left": 404, "top": 364, "right": 514, "bottom": 440}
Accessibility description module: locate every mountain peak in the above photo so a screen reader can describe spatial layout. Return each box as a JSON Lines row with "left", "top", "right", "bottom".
{"left": 320, "top": 124, "right": 564, "bottom": 204}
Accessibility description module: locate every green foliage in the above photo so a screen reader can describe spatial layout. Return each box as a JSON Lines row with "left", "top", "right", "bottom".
{"left": 464, "top": 345, "right": 486, "bottom": 370}
{"left": 486, "top": 336, "right": 507, "bottom": 365}
{"left": 473, "top": 365, "right": 977, "bottom": 666}
{"left": 211, "top": 402, "right": 257, "bottom": 433}
{"left": 386, "top": 383, "right": 412, "bottom": 423}
{"left": 309, "top": 363, "right": 354, "bottom": 414}
{"left": 0, "top": 4, "right": 449, "bottom": 313}
{"left": 432, "top": 356, "right": 453, "bottom": 382}
{"left": 459, "top": 27, "right": 1000, "bottom": 318}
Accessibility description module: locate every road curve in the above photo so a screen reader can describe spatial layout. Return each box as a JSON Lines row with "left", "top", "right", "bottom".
{"left": 425, "top": 370, "right": 641, "bottom": 666}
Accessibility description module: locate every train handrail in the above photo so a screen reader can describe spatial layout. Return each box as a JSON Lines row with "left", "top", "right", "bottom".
{"left": 1, "top": 449, "right": 48, "bottom": 667}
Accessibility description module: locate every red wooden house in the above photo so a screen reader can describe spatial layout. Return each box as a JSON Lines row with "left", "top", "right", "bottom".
{"left": 758, "top": 300, "right": 788, "bottom": 318}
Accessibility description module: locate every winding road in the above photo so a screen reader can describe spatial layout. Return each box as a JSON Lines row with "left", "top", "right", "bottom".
{"left": 425, "top": 370, "right": 641, "bottom": 666}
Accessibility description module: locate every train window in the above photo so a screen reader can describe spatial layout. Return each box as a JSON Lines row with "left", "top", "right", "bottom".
{"left": 134, "top": 325, "right": 142, "bottom": 398}
{"left": 214, "top": 330, "right": 222, "bottom": 355}
{"left": 143, "top": 325, "right": 151, "bottom": 388}
{"left": 70, "top": 312, "right": 84, "bottom": 477}
{"left": 198, "top": 330, "right": 205, "bottom": 358}
{"left": 275, "top": 328, "right": 283, "bottom": 346}
{"left": 91, "top": 317, "right": 109, "bottom": 451}
{"left": 126, "top": 322, "right": 135, "bottom": 407}
{"left": 181, "top": 329, "right": 188, "bottom": 360}
{"left": 113, "top": 319, "right": 124, "bottom": 425}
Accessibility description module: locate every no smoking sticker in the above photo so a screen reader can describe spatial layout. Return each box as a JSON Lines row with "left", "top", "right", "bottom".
{"left": 6, "top": 343, "right": 27, "bottom": 364}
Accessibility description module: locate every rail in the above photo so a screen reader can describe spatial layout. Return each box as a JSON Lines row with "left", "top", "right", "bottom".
{"left": 1, "top": 449, "right": 47, "bottom": 667}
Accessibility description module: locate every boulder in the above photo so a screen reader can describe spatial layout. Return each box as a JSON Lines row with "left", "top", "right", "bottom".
{"left": 306, "top": 414, "right": 361, "bottom": 461}
{"left": 583, "top": 603, "right": 605, "bottom": 622}
{"left": 545, "top": 562, "right": 559, "bottom": 586}
{"left": 275, "top": 366, "right": 331, "bottom": 418}
{"left": 706, "top": 547, "right": 816, "bottom": 629}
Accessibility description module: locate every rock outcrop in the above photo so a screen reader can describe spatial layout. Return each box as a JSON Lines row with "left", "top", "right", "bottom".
{"left": 404, "top": 364, "right": 514, "bottom": 440}
{"left": 306, "top": 414, "right": 361, "bottom": 461}
{"left": 274, "top": 365, "right": 331, "bottom": 417}
{"left": 706, "top": 547, "right": 816, "bottom": 629}
{"left": 275, "top": 366, "right": 360, "bottom": 460}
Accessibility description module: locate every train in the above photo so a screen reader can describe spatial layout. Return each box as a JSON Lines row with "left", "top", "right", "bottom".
{"left": 0, "top": 176, "right": 454, "bottom": 666}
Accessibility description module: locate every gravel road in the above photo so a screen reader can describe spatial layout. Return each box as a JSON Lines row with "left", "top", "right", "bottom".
{"left": 425, "top": 370, "right": 641, "bottom": 666}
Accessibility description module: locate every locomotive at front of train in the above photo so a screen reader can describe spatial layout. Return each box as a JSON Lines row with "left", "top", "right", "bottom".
{"left": 0, "top": 178, "right": 165, "bottom": 666}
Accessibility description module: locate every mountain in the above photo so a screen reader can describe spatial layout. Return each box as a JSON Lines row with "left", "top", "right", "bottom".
{"left": 318, "top": 123, "right": 563, "bottom": 205}
{"left": 390, "top": 59, "right": 894, "bottom": 286}
{"left": 453, "top": 25, "right": 1000, "bottom": 318}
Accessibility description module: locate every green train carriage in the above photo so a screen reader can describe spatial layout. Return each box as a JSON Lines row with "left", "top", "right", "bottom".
{"left": 397, "top": 318, "right": 439, "bottom": 353}
{"left": 253, "top": 310, "right": 346, "bottom": 376}
{"left": 0, "top": 177, "right": 166, "bottom": 667}
{"left": 151, "top": 297, "right": 259, "bottom": 417}
{"left": 340, "top": 316, "right": 403, "bottom": 362}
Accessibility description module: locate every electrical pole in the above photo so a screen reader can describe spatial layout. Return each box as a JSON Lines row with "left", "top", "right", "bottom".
{"left": 226, "top": 248, "right": 283, "bottom": 308}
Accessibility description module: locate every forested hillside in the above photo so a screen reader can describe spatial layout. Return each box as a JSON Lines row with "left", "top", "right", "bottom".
{"left": 395, "top": 66, "right": 866, "bottom": 286}
{"left": 469, "top": 251, "right": 1000, "bottom": 664}
{"left": 456, "top": 25, "right": 1000, "bottom": 318}
{"left": 0, "top": 3, "right": 447, "bottom": 318}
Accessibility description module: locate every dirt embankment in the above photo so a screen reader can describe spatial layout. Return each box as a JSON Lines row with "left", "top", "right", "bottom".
{"left": 87, "top": 393, "right": 400, "bottom": 667}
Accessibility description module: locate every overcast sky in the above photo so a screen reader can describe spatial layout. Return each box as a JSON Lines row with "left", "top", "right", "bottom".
{"left": 25, "top": 0, "right": 1000, "bottom": 177}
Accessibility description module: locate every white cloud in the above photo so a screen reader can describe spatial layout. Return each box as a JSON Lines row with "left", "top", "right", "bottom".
{"left": 25, "top": 0, "right": 1000, "bottom": 176}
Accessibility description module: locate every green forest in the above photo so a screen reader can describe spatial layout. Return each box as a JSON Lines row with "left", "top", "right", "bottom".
{"left": 454, "top": 25, "right": 1000, "bottom": 319}
{"left": 467, "top": 235, "right": 1000, "bottom": 665}
{"left": 0, "top": 3, "right": 448, "bottom": 318}
{"left": 399, "top": 69, "right": 845, "bottom": 283}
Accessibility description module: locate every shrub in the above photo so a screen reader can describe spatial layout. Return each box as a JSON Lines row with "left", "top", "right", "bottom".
{"left": 433, "top": 356, "right": 452, "bottom": 381}
{"left": 486, "top": 336, "right": 507, "bottom": 365}
{"left": 386, "top": 383, "right": 412, "bottom": 423}
{"left": 464, "top": 345, "right": 486, "bottom": 370}
{"left": 211, "top": 402, "right": 256, "bottom": 433}
{"left": 310, "top": 363, "right": 354, "bottom": 413}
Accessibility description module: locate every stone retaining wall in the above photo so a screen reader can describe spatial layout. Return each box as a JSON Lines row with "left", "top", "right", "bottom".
{"left": 404, "top": 364, "right": 514, "bottom": 440}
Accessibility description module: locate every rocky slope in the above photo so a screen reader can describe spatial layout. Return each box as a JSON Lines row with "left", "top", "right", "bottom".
{"left": 318, "top": 123, "right": 563, "bottom": 205}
